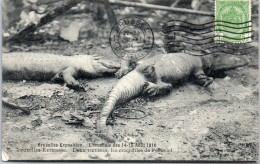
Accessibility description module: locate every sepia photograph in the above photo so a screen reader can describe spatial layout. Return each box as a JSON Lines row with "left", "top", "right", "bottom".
{"left": 1, "top": 0, "right": 259, "bottom": 161}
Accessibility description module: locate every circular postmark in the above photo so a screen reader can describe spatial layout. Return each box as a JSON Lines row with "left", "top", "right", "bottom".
{"left": 110, "top": 17, "right": 154, "bottom": 60}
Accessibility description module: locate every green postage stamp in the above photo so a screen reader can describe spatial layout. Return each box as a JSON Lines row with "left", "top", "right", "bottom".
{"left": 215, "top": 0, "right": 251, "bottom": 43}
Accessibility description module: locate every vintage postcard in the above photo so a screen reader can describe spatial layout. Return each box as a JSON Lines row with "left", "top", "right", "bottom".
{"left": 1, "top": 0, "right": 259, "bottom": 161}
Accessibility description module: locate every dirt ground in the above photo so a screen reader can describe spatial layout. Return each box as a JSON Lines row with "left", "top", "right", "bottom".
{"left": 2, "top": 46, "right": 259, "bottom": 161}
{"left": 1, "top": 2, "right": 259, "bottom": 161}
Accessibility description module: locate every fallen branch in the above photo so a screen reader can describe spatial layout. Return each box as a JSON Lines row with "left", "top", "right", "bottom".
{"left": 104, "top": 0, "right": 117, "bottom": 27}
{"left": 170, "top": 0, "right": 181, "bottom": 8}
{"left": 107, "top": 0, "right": 258, "bottom": 18}
{"left": 2, "top": 97, "right": 31, "bottom": 115}
{"left": 108, "top": 0, "right": 214, "bottom": 17}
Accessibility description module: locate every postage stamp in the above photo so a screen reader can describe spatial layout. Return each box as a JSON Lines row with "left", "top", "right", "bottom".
{"left": 110, "top": 17, "right": 154, "bottom": 60}
{"left": 215, "top": 0, "right": 251, "bottom": 43}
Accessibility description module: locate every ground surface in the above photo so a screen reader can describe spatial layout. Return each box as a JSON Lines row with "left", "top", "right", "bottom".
{"left": 2, "top": 2, "right": 259, "bottom": 161}
{"left": 2, "top": 46, "right": 259, "bottom": 161}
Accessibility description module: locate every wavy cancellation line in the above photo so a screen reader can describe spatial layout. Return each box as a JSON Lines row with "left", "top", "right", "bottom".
{"left": 169, "top": 34, "right": 252, "bottom": 41}
{"left": 182, "top": 50, "right": 225, "bottom": 56}
{"left": 169, "top": 45, "right": 254, "bottom": 55}
{"left": 182, "top": 49, "right": 254, "bottom": 57}
{"left": 165, "top": 20, "right": 252, "bottom": 26}
{"left": 167, "top": 40, "right": 254, "bottom": 46}
{"left": 167, "top": 40, "right": 214, "bottom": 46}
{"left": 180, "top": 46, "right": 253, "bottom": 55}
{"left": 215, "top": 35, "right": 252, "bottom": 40}
{"left": 168, "top": 43, "right": 254, "bottom": 52}
{"left": 164, "top": 29, "right": 253, "bottom": 35}
{"left": 164, "top": 30, "right": 213, "bottom": 35}
{"left": 214, "top": 24, "right": 252, "bottom": 29}
{"left": 163, "top": 24, "right": 252, "bottom": 32}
